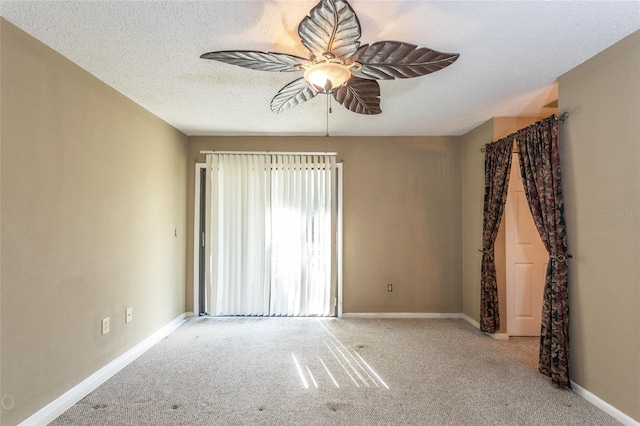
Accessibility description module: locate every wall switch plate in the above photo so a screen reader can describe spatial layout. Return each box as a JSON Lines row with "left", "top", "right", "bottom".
{"left": 101, "top": 317, "right": 110, "bottom": 335}
{"left": 125, "top": 307, "right": 133, "bottom": 323}
{"left": 387, "top": 283, "right": 393, "bottom": 292}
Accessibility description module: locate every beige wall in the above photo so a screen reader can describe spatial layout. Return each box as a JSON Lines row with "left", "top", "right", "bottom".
{"left": 461, "top": 120, "right": 492, "bottom": 324}
{"left": 0, "top": 20, "right": 187, "bottom": 425}
{"left": 187, "top": 136, "right": 462, "bottom": 314}
{"left": 559, "top": 30, "right": 640, "bottom": 421}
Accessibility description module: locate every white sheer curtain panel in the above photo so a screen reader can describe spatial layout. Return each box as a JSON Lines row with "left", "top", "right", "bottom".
{"left": 269, "top": 155, "right": 335, "bottom": 316}
{"left": 205, "top": 153, "right": 335, "bottom": 317}
{"left": 205, "top": 154, "right": 270, "bottom": 316}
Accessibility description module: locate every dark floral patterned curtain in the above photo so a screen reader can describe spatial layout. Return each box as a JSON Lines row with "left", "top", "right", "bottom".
{"left": 515, "top": 115, "right": 570, "bottom": 388}
{"left": 479, "top": 138, "right": 513, "bottom": 333}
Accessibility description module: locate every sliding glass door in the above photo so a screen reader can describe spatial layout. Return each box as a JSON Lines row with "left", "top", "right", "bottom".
{"left": 203, "top": 153, "right": 337, "bottom": 317}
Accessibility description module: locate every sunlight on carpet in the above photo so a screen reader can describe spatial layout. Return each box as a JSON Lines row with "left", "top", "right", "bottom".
{"left": 291, "top": 319, "right": 389, "bottom": 390}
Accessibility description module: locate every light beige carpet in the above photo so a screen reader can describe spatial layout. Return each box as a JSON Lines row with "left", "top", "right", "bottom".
{"left": 51, "top": 317, "right": 618, "bottom": 425}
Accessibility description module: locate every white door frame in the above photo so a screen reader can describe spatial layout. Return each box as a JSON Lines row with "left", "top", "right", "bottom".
{"left": 336, "top": 163, "right": 344, "bottom": 317}
{"left": 193, "top": 163, "right": 206, "bottom": 316}
{"left": 192, "top": 162, "right": 344, "bottom": 317}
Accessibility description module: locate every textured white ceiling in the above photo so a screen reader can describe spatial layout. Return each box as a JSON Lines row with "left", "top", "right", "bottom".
{"left": 2, "top": 1, "right": 639, "bottom": 136}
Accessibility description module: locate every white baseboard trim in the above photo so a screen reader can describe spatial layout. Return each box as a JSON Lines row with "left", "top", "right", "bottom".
{"left": 461, "top": 314, "right": 480, "bottom": 329}
{"left": 341, "top": 312, "right": 463, "bottom": 319}
{"left": 19, "top": 313, "right": 187, "bottom": 426}
{"left": 461, "top": 314, "right": 510, "bottom": 339}
{"left": 490, "top": 333, "right": 510, "bottom": 340}
{"left": 571, "top": 381, "right": 639, "bottom": 426}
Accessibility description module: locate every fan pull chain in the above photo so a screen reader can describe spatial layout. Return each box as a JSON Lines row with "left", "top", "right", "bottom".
{"left": 325, "top": 95, "right": 333, "bottom": 137}
{"left": 326, "top": 95, "right": 331, "bottom": 137}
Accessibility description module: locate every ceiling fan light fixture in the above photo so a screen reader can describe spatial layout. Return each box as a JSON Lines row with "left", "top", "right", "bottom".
{"left": 201, "top": 0, "right": 459, "bottom": 114}
{"left": 303, "top": 61, "right": 351, "bottom": 94}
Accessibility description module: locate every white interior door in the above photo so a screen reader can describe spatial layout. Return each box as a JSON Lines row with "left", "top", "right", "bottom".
{"left": 506, "top": 152, "right": 547, "bottom": 336}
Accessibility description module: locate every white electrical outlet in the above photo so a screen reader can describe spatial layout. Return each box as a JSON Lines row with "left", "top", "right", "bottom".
{"left": 101, "top": 317, "right": 110, "bottom": 335}
{"left": 125, "top": 307, "right": 133, "bottom": 323}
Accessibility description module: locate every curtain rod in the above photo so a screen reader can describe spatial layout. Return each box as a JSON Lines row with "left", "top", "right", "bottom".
{"left": 200, "top": 151, "right": 337, "bottom": 156}
{"left": 480, "top": 112, "right": 569, "bottom": 152}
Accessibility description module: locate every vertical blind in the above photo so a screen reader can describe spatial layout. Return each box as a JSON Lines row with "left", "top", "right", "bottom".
{"left": 205, "top": 153, "right": 336, "bottom": 316}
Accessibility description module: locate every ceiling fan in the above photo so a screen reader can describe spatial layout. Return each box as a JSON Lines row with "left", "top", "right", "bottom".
{"left": 201, "top": 0, "right": 459, "bottom": 115}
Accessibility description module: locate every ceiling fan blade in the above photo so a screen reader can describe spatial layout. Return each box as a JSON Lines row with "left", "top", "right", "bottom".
{"left": 271, "top": 78, "right": 319, "bottom": 114}
{"left": 298, "top": 0, "right": 361, "bottom": 61}
{"left": 352, "top": 41, "right": 460, "bottom": 80}
{"left": 333, "top": 76, "right": 381, "bottom": 115}
{"left": 200, "top": 50, "right": 307, "bottom": 72}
